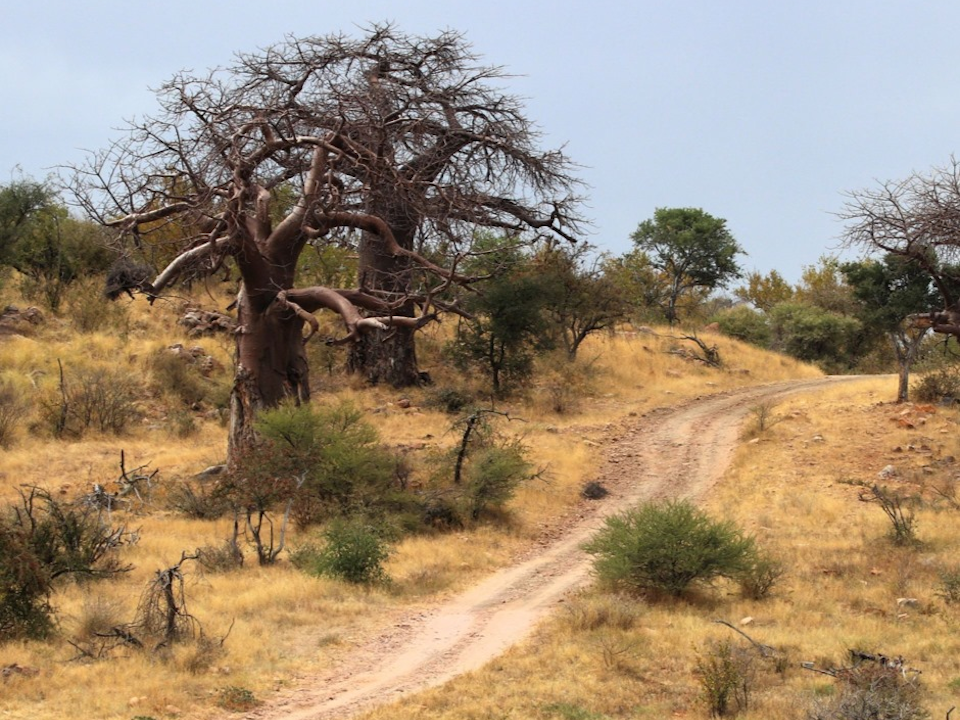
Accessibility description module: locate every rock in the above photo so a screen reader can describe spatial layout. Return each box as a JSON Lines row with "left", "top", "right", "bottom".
{"left": 878, "top": 465, "right": 898, "bottom": 480}
{"left": 897, "top": 597, "right": 919, "bottom": 608}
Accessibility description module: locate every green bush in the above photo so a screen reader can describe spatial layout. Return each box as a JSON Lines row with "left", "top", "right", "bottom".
{"left": 462, "top": 441, "right": 534, "bottom": 520}
{"left": 293, "top": 520, "right": 390, "bottom": 584}
{"left": 714, "top": 306, "right": 771, "bottom": 347}
{"left": 583, "top": 499, "right": 758, "bottom": 597}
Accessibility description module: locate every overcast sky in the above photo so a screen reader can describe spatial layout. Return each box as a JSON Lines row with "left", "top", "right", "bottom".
{"left": 3, "top": 1, "right": 959, "bottom": 282}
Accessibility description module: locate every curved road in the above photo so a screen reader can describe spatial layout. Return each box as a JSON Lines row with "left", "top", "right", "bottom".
{"left": 245, "top": 376, "right": 862, "bottom": 720}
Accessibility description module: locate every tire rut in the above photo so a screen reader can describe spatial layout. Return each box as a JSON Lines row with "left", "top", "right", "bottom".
{"left": 242, "top": 376, "right": 863, "bottom": 720}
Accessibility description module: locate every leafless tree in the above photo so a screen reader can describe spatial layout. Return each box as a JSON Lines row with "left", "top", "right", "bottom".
{"left": 68, "top": 25, "right": 583, "bottom": 458}
{"left": 839, "top": 157, "right": 960, "bottom": 337}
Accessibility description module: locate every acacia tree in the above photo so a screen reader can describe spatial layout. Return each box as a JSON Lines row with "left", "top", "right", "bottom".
{"left": 69, "top": 26, "right": 582, "bottom": 457}
{"left": 630, "top": 207, "right": 743, "bottom": 326}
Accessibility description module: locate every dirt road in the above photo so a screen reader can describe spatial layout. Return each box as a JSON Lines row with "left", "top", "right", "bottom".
{"left": 245, "top": 376, "right": 861, "bottom": 720}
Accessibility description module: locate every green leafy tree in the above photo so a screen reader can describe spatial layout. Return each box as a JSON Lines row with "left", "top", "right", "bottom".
{"left": 795, "top": 257, "right": 858, "bottom": 315}
{"left": 842, "top": 255, "right": 940, "bottom": 402}
{"left": 451, "top": 241, "right": 554, "bottom": 396}
{"left": 630, "top": 207, "right": 744, "bottom": 325}
{"left": 533, "top": 244, "right": 630, "bottom": 358}
{"left": 0, "top": 178, "right": 113, "bottom": 311}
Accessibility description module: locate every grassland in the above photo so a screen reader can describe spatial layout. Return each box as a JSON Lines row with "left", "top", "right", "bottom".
{"left": 6, "top": 285, "right": 956, "bottom": 719}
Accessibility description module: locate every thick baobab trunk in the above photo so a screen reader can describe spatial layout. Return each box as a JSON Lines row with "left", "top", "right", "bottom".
{"left": 348, "top": 215, "right": 425, "bottom": 387}
{"left": 227, "top": 289, "right": 309, "bottom": 460}
{"left": 348, "top": 324, "right": 424, "bottom": 386}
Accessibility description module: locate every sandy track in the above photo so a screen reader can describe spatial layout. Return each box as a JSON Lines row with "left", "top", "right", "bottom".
{"left": 244, "top": 376, "right": 861, "bottom": 720}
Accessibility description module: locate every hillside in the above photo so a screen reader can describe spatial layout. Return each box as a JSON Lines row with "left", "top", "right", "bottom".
{"left": 4, "top": 289, "right": 957, "bottom": 719}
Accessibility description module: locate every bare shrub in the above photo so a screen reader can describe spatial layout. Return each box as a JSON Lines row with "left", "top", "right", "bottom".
{"left": 0, "top": 379, "right": 27, "bottom": 448}
{"left": 697, "top": 640, "right": 755, "bottom": 717}
{"left": 40, "top": 364, "right": 141, "bottom": 438}
{"left": 807, "top": 662, "right": 928, "bottom": 720}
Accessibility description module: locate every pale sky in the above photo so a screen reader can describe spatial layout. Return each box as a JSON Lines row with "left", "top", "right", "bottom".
{"left": 4, "top": 1, "right": 960, "bottom": 282}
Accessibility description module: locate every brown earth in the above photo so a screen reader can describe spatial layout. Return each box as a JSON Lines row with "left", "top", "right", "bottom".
{"left": 240, "top": 376, "right": 864, "bottom": 720}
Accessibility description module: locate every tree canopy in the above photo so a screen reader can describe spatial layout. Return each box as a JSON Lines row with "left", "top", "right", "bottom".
{"left": 67, "top": 25, "right": 584, "bottom": 455}
{"left": 629, "top": 207, "right": 743, "bottom": 325}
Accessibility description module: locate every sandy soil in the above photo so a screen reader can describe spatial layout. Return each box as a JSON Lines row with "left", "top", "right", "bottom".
{"left": 242, "top": 376, "right": 862, "bottom": 720}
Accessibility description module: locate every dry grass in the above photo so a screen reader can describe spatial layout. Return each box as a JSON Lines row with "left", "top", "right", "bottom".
{"left": 0, "top": 284, "right": 835, "bottom": 720}
{"left": 350, "top": 375, "right": 960, "bottom": 720}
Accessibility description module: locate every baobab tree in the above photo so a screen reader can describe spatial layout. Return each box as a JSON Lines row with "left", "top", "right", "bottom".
{"left": 69, "top": 26, "right": 583, "bottom": 457}
{"left": 840, "top": 157, "right": 960, "bottom": 337}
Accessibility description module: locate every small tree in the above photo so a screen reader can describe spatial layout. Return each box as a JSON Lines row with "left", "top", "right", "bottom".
{"left": 533, "top": 244, "right": 631, "bottom": 358}
{"left": 451, "top": 243, "right": 555, "bottom": 396}
{"left": 583, "top": 499, "right": 757, "bottom": 597}
{"left": 842, "top": 255, "right": 939, "bottom": 402}
{"left": 630, "top": 208, "right": 744, "bottom": 326}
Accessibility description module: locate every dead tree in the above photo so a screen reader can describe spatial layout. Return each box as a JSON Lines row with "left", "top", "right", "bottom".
{"left": 69, "top": 25, "right": 583, "bottom": 461}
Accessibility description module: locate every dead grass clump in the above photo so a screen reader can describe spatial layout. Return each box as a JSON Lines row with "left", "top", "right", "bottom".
{"left": 562, "top": 594, "right": 643, "bottom": 632}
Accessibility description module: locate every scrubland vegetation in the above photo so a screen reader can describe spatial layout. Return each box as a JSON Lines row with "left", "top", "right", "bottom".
{"left": 0, "top": 268, "right": 837, "bottom": 720}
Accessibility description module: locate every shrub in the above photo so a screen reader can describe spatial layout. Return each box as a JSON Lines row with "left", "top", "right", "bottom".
{"left": 65, "top": 275, "right": 129, "bottom": 333}
{"left": 806, "top": 663, "right": 928, "bottom": 720}
{"left": 147, "top": 351, "right": 208, "bottom": 407}
{"left": 912, "top": 365, "right": 960, "bottom": 404}
{"left": 936, "top": 566, "right": 960, "bottom": 605}
{"left": 583, "top": 499, "right": 758, "bottom": 597}
{"left": 294, "top": 520, "right": 391, "bottom": 585}
{"left": 462, "top": 441, "right": 534, "bottom": 520}
{"left": 39, "top": 365, "right": 141, "bottom": 438}
{"left": 737, "top": 551, "right": 785, "bottom": 600}
{"left": 0, "top": 379, "right": 27, "bottom": 448}
{"left": 237, "top": 401, "right": 401, "bottom": 524}
{"left": 696, "top": 640, "right": 754, "bottom": 718}
{"left": 714, "top": 306, "right": 771, "bottom": 347}
{"left": 0, "top": 487, "right": 132, "bottom": 641}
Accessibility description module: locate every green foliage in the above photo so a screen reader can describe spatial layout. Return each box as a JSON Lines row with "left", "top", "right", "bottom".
{"left": 713, "top": 305, "right": 772, "bottom": 347}
{"left": 737, "top": 551, "right": 785, "bottom": 600}
{"left": 0, "top": 178, "right": 114, "bottom": 312}
{"left": 696, "top": 640, "right": 754, "bottom": 717}
{"left": 630, "top": 207, "right": 743, "bottom": 325}
{"left": 769, "top": 302, "right": 863, "bottom": 371}
{"left": 583, "top": 499, "right": 758, "bottom": 597}
{"left": 226, "top": 402, "right": 401, "bottom": 528}
{"left": 0, "top": 521, "right": 54, "bottom": 640}
{"left": 449, "top": 236, "right": 555, "bottom": 396}
{"left": 532, "top": 244, "right": 630, "bottom": 358}
{"left": 293, "top": 520, "right": 391, "bottom": 584}
{"left": 462, "top": 440, "right": 534, "bottom": 520}
{"left": 935, "top": 566, "right": 960, "bottom": 605}
{"left": 217, "top": 685, "right": 260, "bottom": 712}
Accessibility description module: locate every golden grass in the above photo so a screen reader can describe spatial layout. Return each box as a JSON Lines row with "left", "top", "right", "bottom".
{"left": 0, "top": 287, "right": 837, "bottom": 720}
{"left": 349, "top": 375, "right": 960, "bottom": 720}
